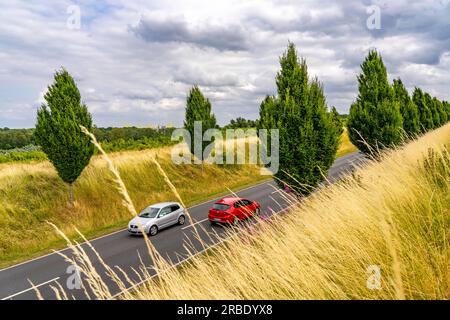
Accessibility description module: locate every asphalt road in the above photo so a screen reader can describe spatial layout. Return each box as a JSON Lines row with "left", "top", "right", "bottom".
{"left": 0, "top": 152, "right": 363, "bottom": 300}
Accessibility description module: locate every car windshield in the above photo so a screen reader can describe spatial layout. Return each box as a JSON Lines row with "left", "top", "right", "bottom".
{"left": 213, "top": 203, "right": 230, "bottom": 211}
{"left": 138, "top": 207, "right": 160, "bottom": 218}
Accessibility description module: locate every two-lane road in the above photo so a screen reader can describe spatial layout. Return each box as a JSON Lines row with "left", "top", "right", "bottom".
{"left": 0, "top": 152, "right": 363, "bottom": 300}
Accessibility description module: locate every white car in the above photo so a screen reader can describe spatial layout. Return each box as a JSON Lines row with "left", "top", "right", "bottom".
{"left": 128, "top": 202, "right": 186, "bottom": 236}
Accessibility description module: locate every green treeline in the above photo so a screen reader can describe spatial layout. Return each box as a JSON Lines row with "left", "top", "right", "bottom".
{"left": 0, "top": 126, "right": 176, "bottom": 150}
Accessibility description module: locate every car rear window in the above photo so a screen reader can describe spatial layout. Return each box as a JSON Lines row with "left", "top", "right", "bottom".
{"left": 213, "top": 203, "right": 230, "bottom": 211}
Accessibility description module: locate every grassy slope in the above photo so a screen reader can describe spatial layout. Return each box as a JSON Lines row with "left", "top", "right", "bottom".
{"left": 0, "top": 130, "right": 356, "bottom": 164}
{"left": 336, "top": 128, "right": 358, "bottom": 157}
{"left": 0, "top": 145, "right": 268, "bottom": 267}
{"left": 124, "top": 124, "right": 449, "bottom": 300}
{"left": 0, "top": 131, "right": 354, "bottom": 268}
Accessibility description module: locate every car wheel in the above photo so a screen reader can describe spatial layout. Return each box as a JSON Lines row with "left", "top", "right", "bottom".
{"left": 149, "top": 225, "right": 158, "bottom": 236}
{"left": 178, "top": 215, "right": 186, "bottom": 225}
{"left": 255, "top": 208, "right": 261, "bottom": 216}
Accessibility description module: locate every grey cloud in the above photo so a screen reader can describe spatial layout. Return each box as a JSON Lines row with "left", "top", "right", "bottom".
{"left": 172, "top": 66, "right": 241, "bottom": 87}
{"left": 132, "top": 15, "right": 250, "bottom": 51}
{"left": 245, "top": 2, "right": 367, "bottom": 36}
{"left": 248, "top": 1, "right": 450, "bottom": 68}
{"left": 2, "top": 0, "right": 450, "bottom": 128}
{"left": 113, "top": 89, "right": 163, "bottom": 102}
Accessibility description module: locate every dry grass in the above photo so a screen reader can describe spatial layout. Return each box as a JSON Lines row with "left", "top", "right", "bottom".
{"left": 114, "top": 123, "right": 447, "bottom": 300}
{"left": 4, "top": 120, "right": 449, "bottom": 300}
{"left": 0, "top": 141, "right": 267, "bottom": 267}
{"left": 0, "top": 129, "right": 355, "bottom": 267}
{"left": 42, "top": 124, "right": 449, "bottom": 300}
{"left": 336, "top": 128, "right": 358, "bottom": 158}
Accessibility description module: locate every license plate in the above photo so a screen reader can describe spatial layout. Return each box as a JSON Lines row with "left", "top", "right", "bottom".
{"left": 214, "top": 218, "right": 221, "bottom": 222}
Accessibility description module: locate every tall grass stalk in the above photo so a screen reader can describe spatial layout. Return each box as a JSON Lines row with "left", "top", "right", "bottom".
{"left": 80, "top": 126, "right": 162, "bottom": 266}
{"left": 13, "top": 123, "right": 449, "bottom": 300}
{"left": 41, "top": 124, "right": 449, "bottom": 300}
{"left": 0, "top": 131, "right": 266, "bottom": 267}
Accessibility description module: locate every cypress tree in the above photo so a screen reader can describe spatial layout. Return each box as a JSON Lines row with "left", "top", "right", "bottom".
{"left": 276, "top": 43, "right": 309, "bottom": 107}
{"left": 443, "top": 101, "right": 450, "bottom": 123}
{"left": 258, "top": 96, "right": 278, "bottom": 130}
{"left": 432, "top": 97, "right": 446, "bottom": 127}
{"left": 309, "top": 78, "right": 340, "bottom": 171}
{"left": 425, "top": 92, "right": 440, "bottom": 129}
{"left": 347, "top": 50, "right": 403, "bottom": 154}
{"left": 34, "top": 68, "right": 94, "bottom": 206}
{"left": 330, "top": 106, "right": 344, "bottom": 136}
{"left": 184, "top": 85, "right": 217, "bottom": 165}
{"left": 412, "top": 88, "right": 434, "bottom": 132}
{"left": 259, "top": 42, "right": 339, "bottom": 193}
{"left": 258, "top": 95, "right": 278, "bottom": 156}
{"left": 439, "top": 99, "right": 448, "bottom": 125}
{"left": 392, "top": 78, "right": 420, "bottom": 135}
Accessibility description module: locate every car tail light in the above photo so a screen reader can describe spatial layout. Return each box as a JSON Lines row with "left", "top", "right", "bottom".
{"left": 210, "top": 209, "right": 227, "bottom": 217}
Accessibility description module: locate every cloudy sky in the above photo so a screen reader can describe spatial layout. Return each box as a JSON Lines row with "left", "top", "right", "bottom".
{"left": 1, "top": 0, "right": 449, "bottom": 128}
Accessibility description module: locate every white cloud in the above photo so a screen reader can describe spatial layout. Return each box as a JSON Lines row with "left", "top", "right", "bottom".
{"left": 0, "top": 0, "right": 449, "bottom": 128}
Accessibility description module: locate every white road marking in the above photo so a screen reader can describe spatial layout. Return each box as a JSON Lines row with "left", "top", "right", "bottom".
{"left": 0, "top": 228, "right": 126, "bottom": 273}
{"left": 112, "top": 205, "right": 290, "bottom": 300}
{"left": 1, "top": 277, "right": 60, "bottom": 300}
{"left": 181, "top": 218, "right": 209, "bottom": 230}
{"left": 1, "top": 153, "right": 360, "bottom": 299}
{"left": 0, "top": 180, "right": 273, "bottom": 274}
{"left": 182, "top": 180, "right": 277, "bottom": 230}
{"left": 187, "top": 180, "right": 273, "bottom": 210}
{"left": 112, "top": 237, "right": 230, "bottom": 299}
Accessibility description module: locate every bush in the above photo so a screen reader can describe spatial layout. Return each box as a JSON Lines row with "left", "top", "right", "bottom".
{"left": 0, "top": 145, "right": 47, "bottom": 163}
{"left": 99, "top": 136, "right": 176, "bottom": 153}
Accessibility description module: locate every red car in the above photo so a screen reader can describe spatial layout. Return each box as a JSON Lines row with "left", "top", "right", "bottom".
{"left": 208, "top": 197, "right": 261, "bottom": 225}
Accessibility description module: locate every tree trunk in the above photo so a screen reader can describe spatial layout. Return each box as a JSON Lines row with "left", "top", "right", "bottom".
{"left": 69, "top": 183, "right": 74, "bottom": 207}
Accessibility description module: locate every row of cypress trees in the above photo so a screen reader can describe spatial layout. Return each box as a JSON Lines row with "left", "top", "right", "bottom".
{"left": 347, "top": 50, "right": 450, "bottom": 155}
{"left": 36, "top": 46, "right": 449, "bottom": 205}
{"left": 184, "top": 43, "right": 342, "bottom": 194}
{"left": 34, "top": 69, "right": 220, "bottom": 206}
